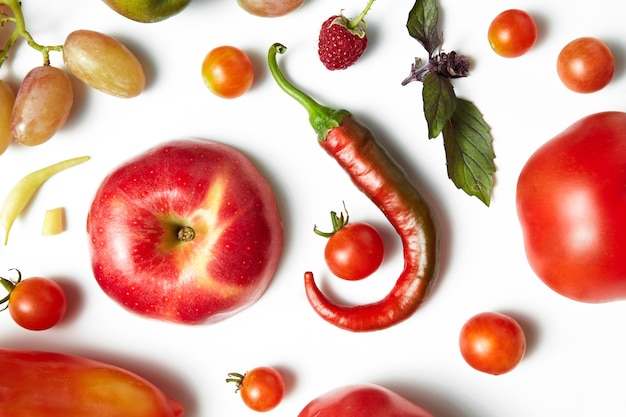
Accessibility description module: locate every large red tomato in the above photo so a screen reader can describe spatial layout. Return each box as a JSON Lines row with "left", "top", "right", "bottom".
{"left": 87, "top": 139, "right": 283, "bottom": 324}
{"left": 298, "top": 384, "right": 434, "bottom": 417}
{"left": 516, "top": 112, "right": 626, "bottom": 302}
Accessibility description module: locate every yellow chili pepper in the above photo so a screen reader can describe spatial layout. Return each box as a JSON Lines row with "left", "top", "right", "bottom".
{"left": 0, "top": 155, "right": 90, "bottom": 244}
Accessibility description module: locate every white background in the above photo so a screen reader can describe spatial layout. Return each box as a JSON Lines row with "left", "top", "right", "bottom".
{"left": 1, "top": 0, "right": 626, "bottom": 416}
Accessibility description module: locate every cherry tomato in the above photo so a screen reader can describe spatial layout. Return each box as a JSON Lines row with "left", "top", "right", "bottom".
{"left": 556, "top": 37, "right": 615, "bottom": 93}
{"left": 8, "top": 276, "right": 67, "bottom": 331}
{"left": 487, "top": 9, "right": 537, "bottom": 58}
{"left": 201, "top": 45, "right": 254, "bottom": 99}
{"left": 227, "top": 366, "right": 285, "bottom": 412}
{"left": 324, "top": 223, "right": 384, "bottom": 281}
{"left": 459, "top": 312, "right": 526, "bottom": 375}
{"left": 314, "top": 206, "right": 384, "bottom": 281}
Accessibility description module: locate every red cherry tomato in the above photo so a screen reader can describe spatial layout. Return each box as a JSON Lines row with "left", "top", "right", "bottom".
{"left": 459, "top": 312, "right": 526, "bottom": 375}
{"left": 556, "top": 37, "right": 615, "bottom": 93}
{"left": 324, "top": 223, "right": 384, "bottom": 281}
{"left": 201, "top": 45, "right": 254, "bottom": 99}
{"left": 314, "top": 206, "right": 385, "bottom": 281}
{"left": 227, "top": 367, "right": 285, "bottom": 412}
{"left": 488, "top": 9, "right": 537, "bottom": 58}
{"left": 7, "top": 276, "right": 67, "bottom": 331}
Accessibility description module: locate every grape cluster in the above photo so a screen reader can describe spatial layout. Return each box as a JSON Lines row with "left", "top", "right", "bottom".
{"left": 0, "top": 0, "right": 145, "bottom": 153}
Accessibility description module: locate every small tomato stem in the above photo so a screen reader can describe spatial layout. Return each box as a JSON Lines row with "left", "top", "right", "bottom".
{"left": 0, "top": 278, "right": 14, "bottom": 306}
{"left": 226, "top": 372, "right": 246, "bottom": 392}
{"left": 0, "top": 269, "right": 20, "bottom": 307}
{"left": 313, "top": 202, "right": 350, "bottom": 238}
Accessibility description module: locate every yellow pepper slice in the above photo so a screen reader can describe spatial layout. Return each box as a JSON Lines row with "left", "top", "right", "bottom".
{"left": 0, "top": 155, "right": 90, "bottom": 244}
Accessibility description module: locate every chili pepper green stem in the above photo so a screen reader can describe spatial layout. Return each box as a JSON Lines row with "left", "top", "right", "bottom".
{"left": 0, "top": 0, "right": 63, "bottom": 66}
{"left": 268, "top": 43, "right": 350, "bottom": 141}
{"left": 0, "top": 155, "right": 90, "bottom": 245}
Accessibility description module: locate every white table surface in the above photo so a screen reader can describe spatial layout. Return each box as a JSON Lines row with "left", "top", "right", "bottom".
{"left": 1, "top": 0, "right": 625, "bottom": 416}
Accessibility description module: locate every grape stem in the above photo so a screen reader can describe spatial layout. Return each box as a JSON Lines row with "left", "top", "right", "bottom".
{"left": 0, "top": 0, "right": 63, "bottom": 67}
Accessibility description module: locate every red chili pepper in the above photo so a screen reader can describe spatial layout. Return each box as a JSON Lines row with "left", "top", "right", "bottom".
{"left": 268, "top": 43, "right": 441, "bottom": 332}
{"left": 0, "top": 348, "right": 184, "bottom": 417}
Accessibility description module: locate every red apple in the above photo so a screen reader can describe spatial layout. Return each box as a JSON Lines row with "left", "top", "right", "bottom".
{"left": 86, "top": 139, "right": 283, "bottom": 324}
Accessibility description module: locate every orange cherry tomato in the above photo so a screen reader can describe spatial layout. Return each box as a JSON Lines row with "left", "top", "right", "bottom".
{"left": 201, "top": 45, "right": 254, "bottom": 99}
{"left": 7, "top": 276, "right": 67, "bottom": 331}
{"left": 459, "top": 312, "right": 526, "bottom": 375}
{"left": 488, "top": 9, "right": 537, "bottom": 58}
{"left": 227, "top": 366, "right": 285, "bottom": 412}
{"left": 556, "top": 37, "right": 615, "bottom": 93}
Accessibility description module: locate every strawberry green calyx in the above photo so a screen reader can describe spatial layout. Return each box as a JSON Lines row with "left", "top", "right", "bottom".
{"left": 330, "top": 14, "right": 366, "bottom": 38}
{"left": 346, "top": 0, "right": 376, "bottom": 34}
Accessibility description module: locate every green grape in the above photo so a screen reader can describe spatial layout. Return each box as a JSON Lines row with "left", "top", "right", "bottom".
{"left": 63, "top": 30, "right": 145, "bottom": 98}
{"left": 0, "top": 80, "right": 15, "bottom": 155}
{"left": 10, "top": 66, "right": 73, "bottom": 147}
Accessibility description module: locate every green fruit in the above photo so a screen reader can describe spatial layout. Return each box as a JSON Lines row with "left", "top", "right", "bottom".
{"left": 102, "top": 0, "right": 192, "bottom": 23}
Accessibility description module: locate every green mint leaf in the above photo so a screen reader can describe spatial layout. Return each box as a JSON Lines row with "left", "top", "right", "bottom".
{"left": 422, "top": 72, "right": 456, "bottom": 138}
{"left": 441, "top": 98, "right": 495, "bottom": 206}
{"left": 407, "top": 0, "right": 441, "bottom": 55}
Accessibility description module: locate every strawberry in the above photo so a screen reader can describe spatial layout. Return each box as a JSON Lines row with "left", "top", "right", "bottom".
{"left": 317, "top": 0, "right": 375, "bottom": 70}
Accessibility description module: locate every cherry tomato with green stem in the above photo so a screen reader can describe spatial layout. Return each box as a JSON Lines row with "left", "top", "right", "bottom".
{"left": 201, "top": 46, "right": 254, "bottom": 99}
{"left": 1, "top": 270, "right": 67, "bottom": 331}
{"left": 459, "top": 312, "right": 526, "bottom": 375}
{"left": 488, "top": 9, "right": 537, "bottom": 58}
{"left": 556, "top": 37, "right": 615, "bottom": 93}
{"left": 227, "top": 366, "right": 285, "bottom": 412}
{"left": 314, "top": 205, "right": 384, "bottom": 281}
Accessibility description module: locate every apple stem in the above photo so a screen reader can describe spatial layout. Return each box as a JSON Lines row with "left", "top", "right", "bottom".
{"left": 177, "top": 226, "right": 195, "bottom": 242}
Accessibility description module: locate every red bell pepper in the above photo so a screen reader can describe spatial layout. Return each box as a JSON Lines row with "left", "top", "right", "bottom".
{"left": 0, "top": 348, "right": 184, "bottom": 417}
